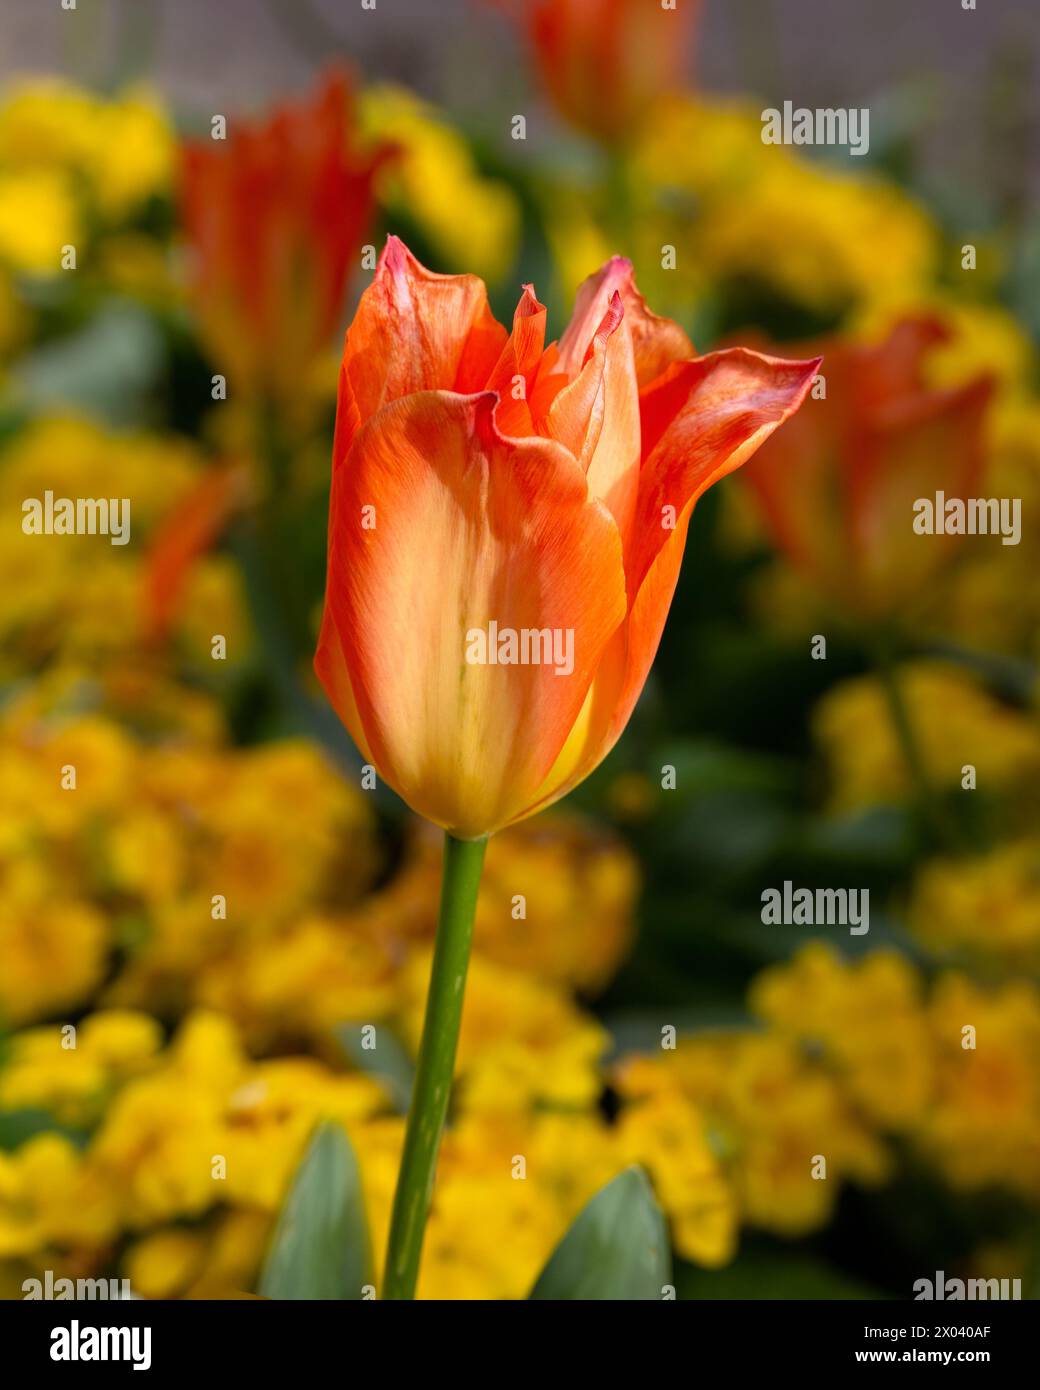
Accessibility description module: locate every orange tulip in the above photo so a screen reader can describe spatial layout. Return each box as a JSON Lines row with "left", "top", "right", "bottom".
{"left": 523, "top": 0, "right": 701, "bottom": 143}
{"left": 180, "top": 68, "right": 388, "bottom": 413}
{"left": 738, "top": 319, "right": 995, "bottom": 621}
{"left": 315, "top": 238, "right": 818, "bottom": 839}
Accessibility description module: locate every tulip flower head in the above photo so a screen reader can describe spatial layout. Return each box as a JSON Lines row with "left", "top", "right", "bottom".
{"left": 180, "top": 69, "right": 388, "bottom": 418}
{"left": 316, "top": 238, "right": 819, "bottom": 838}
{"left": 739, "top": 319, "right": 995, "bottom": 623}
{"left": 524, "top": 0, "right": 702, "bottom": 144}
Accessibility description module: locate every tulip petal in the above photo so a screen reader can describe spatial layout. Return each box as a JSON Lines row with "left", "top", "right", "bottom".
{"left": 319, "top": 389, "right": 627, "bottom": 837}
{"left": 548, "top": 292, "right": 641, "bottom": 543}
{"left": 620, "top": 274, "right": 696, "bottom": 389}
{"left": 337, "top": 236, "right": 507, "bottom": 453}
{"left": 629, "top": 348, "right": 823, "bottom": 592}
{"left": 314, "top": 604, "right": 375, "bottom": 764}
{"left": 558, "top": 256, "right": 694, "bottom": 386}
{"left": 513, "top": 347, "right": 820, "bottom": 820}
{"left": 558, "top": 256, "right": 637, "bottom": 375}
{"left": 485, "top": 284, "right": 548, "bottom": 437}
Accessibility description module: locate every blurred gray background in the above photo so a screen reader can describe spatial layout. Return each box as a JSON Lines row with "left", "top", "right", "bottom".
{"left": 2, "top": 0, "right": 1037, "bottom": 210}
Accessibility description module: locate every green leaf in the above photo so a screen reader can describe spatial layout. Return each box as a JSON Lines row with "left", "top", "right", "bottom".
{"left": 529, "top": 1166, "right": 671, "bottom": 1300}
{"left": 334, "top": 1022, "right": 414, "bottom": 1114}
{"left": 258, "top": 1121, "right": 371, "bottom": 1300}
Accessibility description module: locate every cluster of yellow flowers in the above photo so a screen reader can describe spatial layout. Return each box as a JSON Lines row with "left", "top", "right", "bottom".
{"left": 0, "top": 696, "right": 378, "bottom": 1032}
{"left": 0, "top": 80, "right": 174, "bottom": 275}
{"left": 0, "top": 624, "right": 652, "bottom": 1297}
{"left": 812, "top": 661, "right": 1040, "bottom": 815}
{"left": 0, "top": 416, "right": 248, "bottom": 675}
{"left": 910, "top": 842, "right": 1040, "bottom": 971}
{"left": 0, "top": 1004, "right": 700, "bottom": 1299}
{"left": 550, "top": 95, "right": 937, "bottom": 322}
{"left": 617, "top": 943, "right": 1040, "bottom": 1245}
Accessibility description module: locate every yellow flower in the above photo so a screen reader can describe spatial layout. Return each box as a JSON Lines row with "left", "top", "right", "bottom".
{"left": 359, "top": 84, "right": 520, "bottom": 284}
{"left": 3, "top": 1010, "right": 390, "bottom": 1272}
{"left": 0, "top": 168, "right": 78, "bottom": 272}
{"left": 910, "top": 842, "right": 1040, "bottom": 969}
{"left": 80, "top": 1010, "right": 163, "bottom": 1068}
{"left": 0, "top": 417, "right": 201, "bottom": 528}
{"left": 0, "top": 1011, "right": 161, "bottom": 1126}
{"left": 124, "top": 1229, "right": 206, "bottom": 1300}
{"left": 917, "top": 974, "right": 1040, "bottom": 1199}
{"left": 750, "top": 944, "right": 933, "bottom": 1129}
{"left": 0, "top": 79, "right": 173, "bottom": 220}
{"left": 90, "top": 1015, "right": 245, "bottom": 1227}
{"left": 195, "top": 913, "right": 399, "bottom": 1047}
{"left": 0, "top": 79, "right": 99, "bottom": 166}
{"left": 87, "top": 86, "right": 174, "bottom": 219}
{"left": 630, "top": 96, "right": 769, "bottom": 204}
{"left": 108, "top": 809, "right": 186, "bottom": 906}
{"left": 28, "top": 714, "right": 137, "bottom": 830}
{"left": 221, "top": 1059, "right": 385, "bottom": 1211}
{"left": 417, "top": 1156, "right": 558, "bottom": 1299}
{"left": 0, "top": 417, "right": 210, "bottom": 673}
{"left": 617, "top": 1032, "right": 889, "bottom": 1239}
{"left": 0, "top": 1135, "right": 118, "bottom": 1258}
{"left": 201, "top": 740, "right": 377, "bottom": 926}
{"left": 617, "top": 1089, "right": 737, "bottom": 1267}
{"left": 813, "top": 662, "right": 1040, "bottom": 813}
{"left": 723, "top": 1036, "right": 888, "bottom": 1234}
{"left": 0, "top": 896, "right": 107, "bottom": 1027}
{"left": 697, "top": 160, "right": 936, "bottom": 317}
{"left": 623, "top": 94, "right": 936, "bottom": 321}
{"left": 475, "top": 815, "right": 637, "bottom": 990}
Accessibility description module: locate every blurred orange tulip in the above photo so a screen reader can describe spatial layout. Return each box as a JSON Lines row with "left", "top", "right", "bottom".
{"left": 524, "top": 0, "right": 701, "bottom": 143}
{"left": 180, "top": 68, "right": 388, "bottom": 414}
{"left": 144, "top": 460, "right": 251, "bottom": 641}
{"left": 315, "top": 237, "right": 818, "bottom": 837}
{"left": 739, "top": 319, "right": 995, "bottom": 622}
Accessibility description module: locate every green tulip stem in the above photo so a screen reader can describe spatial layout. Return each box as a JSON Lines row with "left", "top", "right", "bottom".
{"left": 382, "top": 831, "right": 488, "bottom": 1300}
